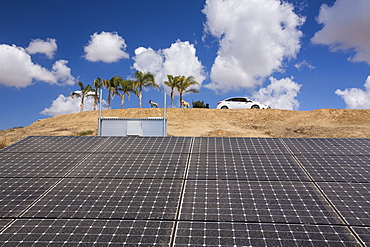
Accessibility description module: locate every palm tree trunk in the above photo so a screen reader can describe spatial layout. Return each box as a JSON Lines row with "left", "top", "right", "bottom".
{"left": 121, "top": 95, "right": 125, "bottom": 109}
{"left": 80, "top": 96, "right": 84, "bottom": 112}
{"left": 107, "top": 90, "right": 111, "bottom": 110}
{"left": 139, "top": 87, "right": 143, "bottom": 108}
{"left": 179, "top": 93, "right": 183, "bottom": 108}
{"left": 170, "top": 90, "right": 174, "bottom": 108}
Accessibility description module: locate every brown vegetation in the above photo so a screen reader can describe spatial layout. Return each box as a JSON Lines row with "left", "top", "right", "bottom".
{"left": 1, "top": 108, "right": 370, "bottom": 148}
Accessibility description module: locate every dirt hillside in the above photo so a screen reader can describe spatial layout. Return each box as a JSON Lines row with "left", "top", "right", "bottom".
{"left": 1, "top": 108, "right": 370, "bottom": 148}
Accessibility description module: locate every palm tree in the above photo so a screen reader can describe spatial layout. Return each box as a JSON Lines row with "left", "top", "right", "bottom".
{"left": 103, "top": 76, "right": 120, "bottom": 110}
{"left": 92, "top": 77, "right": 102, "bottom": 111}
{"left": 115, "top": 78, "right": 138, "bottom": 109}
{"left": 71, "top": 81, "right": 94, "bottom": 112}
{"left": 164, "top": 75, "right": 180, "bottom": 108}
{"left": 134, "top": 71, "right": 160, "bottom": 108}
{"left": 176, "top": 76, "right": 200, "bottom": 108}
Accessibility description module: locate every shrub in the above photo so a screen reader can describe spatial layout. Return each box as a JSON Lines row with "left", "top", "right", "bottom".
{"left": 77, "top": 130, "right": 94, "bottom": 136}
{"left": 192, "top": 101, "right": 209, "bottom": 108}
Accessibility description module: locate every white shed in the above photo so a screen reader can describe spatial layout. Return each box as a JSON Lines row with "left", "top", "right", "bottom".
{"left": 98, "top": 117, "right": 167, "bottom": 137}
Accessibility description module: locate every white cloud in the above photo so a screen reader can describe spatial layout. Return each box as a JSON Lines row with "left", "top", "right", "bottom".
{"left": 84, "top": 31, "right": 129, "bottom": 63}
{"left": 252, "top": 77, "right": 302, "bottom": 110}
{"left": 40, "top": 93, "right": 101, "bottom": 116}
{"left": 133, "top": 40, "right": 206, "bottom": 89}
{"left": 26, "top": 38, "right": 57, "bottom": 59}
{"left": 51, "top": 60, "right": 75, "bottom": 86}
{"left": 312, "top": 0, "right": 370, "bottom": 64}
{"left": 0, "top": 44, "right": 75, "bottom": 87}
{"left": 294, "top": 60, "right": 315, "bottom": 70}
{"left": 335, "top": 76, "right": 370, "bottom": 109}
{"left": 203, "top": 0, "right": 305, "bottom": 93}
{"left": 133, "top": 47, "right": 164, "bottom": 78}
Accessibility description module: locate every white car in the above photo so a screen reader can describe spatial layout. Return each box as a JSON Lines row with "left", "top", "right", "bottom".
{"left": 217, "top": 97, "right": 270, "bottom": 109}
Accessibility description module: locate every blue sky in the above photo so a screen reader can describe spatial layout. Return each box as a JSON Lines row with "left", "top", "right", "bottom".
{"left": 1, "top": 0, "right": 370, "bottom": 130}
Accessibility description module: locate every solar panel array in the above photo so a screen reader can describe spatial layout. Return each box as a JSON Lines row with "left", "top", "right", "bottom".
{"left": 0, "top": 136, "right": 369, "bottom": 246}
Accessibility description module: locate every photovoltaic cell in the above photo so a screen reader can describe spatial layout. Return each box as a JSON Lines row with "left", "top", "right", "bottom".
{"left": 23, "top": 178, "right": 182, "bottom": 220}
{"left": 174, "top": 222, "right": 360, "bottom": 246}
{"left": 180, "top": 180, "right": 342, "bottom": 225}
{"left": 188, "top": 153, "right": 308, "bottom": 181}
{"left": 295, "top": 154, "right": 370, "bottom": 182}
{"left": 318, "top": 182, "right": 370, "bottom": 226}
{"left": 0, "top": 219, "right": 174, "bottom": 246}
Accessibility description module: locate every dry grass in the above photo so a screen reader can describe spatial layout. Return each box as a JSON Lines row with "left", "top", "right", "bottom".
{"left": 0, "top": 137, "right": 9, "bottom": 150}
{"left": 1, "top": 108, "right": 370, "bottom": 149}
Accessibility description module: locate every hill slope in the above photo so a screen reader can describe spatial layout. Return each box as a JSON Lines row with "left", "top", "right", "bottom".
{"left": 1, "top": 108, "right": 370, "bottom": 147}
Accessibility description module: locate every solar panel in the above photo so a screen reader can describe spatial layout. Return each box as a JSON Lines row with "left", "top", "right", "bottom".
{"left": 95, "top": 136, "right": 192, "bottom": 154}
{"left": 0, "top": 178, "right": 57, "bottom": 218}
{"left": 1, "top": 136, "right": 107, "bottom": 153}
{"left": 0, "top": 152, "right": 88, "bottom": 178}
{"left": 188, "top": 153, "right": 308, "bottom": 181}
{"left": 192, "top": 137, "right": 290, "bottom": 155}
{"left": 179, "top": 180, "right": 342, "bottom": 225}
{"left": 294, "top": 154, "right": 370, "bottom": 182}
{"left": 0, "top": 136, "right": 368, "bottom": 246}
{"left": 318, "top": 182, "right": 370, "bottom": 226}
{"left": 282, "top": 138, "right": 370, "bottom": 156}
{"left": 22, "top": 178, "right": 182, "bottom": 220}
{"left": 0, "top": 219, "right": 174, "bottom": 246}
{"left": 69, "top": 152, "right": 188, "bottom": 179}
{"left": 174, "top": 222, "right": 359, "bottom": 246}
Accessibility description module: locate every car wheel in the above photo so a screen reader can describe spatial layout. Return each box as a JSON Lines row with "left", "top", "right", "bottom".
{"left": 221, "top": 106, "right": 228, "bottom": 109}
{"left": 251, "top": 105, "right": 260, "bottom": 109}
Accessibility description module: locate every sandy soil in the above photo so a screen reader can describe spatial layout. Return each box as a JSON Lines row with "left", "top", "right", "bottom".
{"left": 1, "top": 108, "right": 370, "bottom": 148}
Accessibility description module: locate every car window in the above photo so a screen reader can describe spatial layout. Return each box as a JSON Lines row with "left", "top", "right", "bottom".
{"left": 238, "top": 98, "right": 247, "bottom": 102}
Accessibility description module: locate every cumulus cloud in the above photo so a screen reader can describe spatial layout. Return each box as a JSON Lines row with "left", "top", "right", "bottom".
{"left": 312, "top": 0, "right": 370, "bottom": 64}
{"left": 335, "top": 76, "right": 370, "bottom": 109}
{"left": 84, "top": 31, "right": 129, "bottom": 63}
{"left": 203, "top": 0, "right": 305, "bottom": 93}
{"left": 252, "top": 77, "right": 302, "bottom": 110}
{"left": 40, "top": 92, "right": 106, "bottom": 116}
{"left": 133, "top": 40, "right": 206, "bottom": 89}
{"left": 51, "top": 60, "right": 75, "bottom": 86}
{"left": 26, "top": 38, "right": 57, "bottom": 59}
{"left": 0, "top": 44, "right": 75, "bottom": 87}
